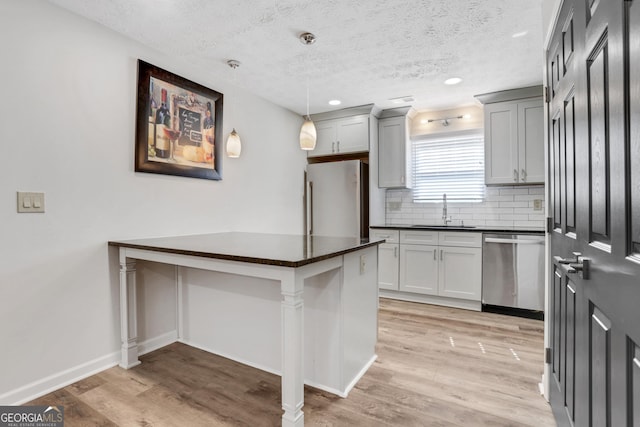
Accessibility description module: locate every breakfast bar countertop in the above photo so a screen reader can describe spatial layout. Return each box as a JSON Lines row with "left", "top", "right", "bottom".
{"left": 109, "top": 231, "right": 383, "bottom": 268}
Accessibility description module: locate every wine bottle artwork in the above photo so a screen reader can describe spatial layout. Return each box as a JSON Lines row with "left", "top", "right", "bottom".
{"left": 162, "top": 127, "right": 181, "bottom": 162}
{"left": 136, "top": 60, "right": 223, "bottom": 180}
{"left": 155, "top": 88, "right": 171, "bottom": 158}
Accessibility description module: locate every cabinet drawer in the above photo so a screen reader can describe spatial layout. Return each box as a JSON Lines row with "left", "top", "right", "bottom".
{"left": 438, "top": 232, "right": 482, "bottom": 248}
{"left": 370, "top": 229, "right": 400, "bottom": 244}
{"left": 400, "top": 230, "right": 438, "bottom": 245}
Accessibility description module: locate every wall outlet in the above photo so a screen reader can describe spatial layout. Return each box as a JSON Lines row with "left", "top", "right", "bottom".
{"left": 533, "top": 199, "right": 543, "bottom": 211}
{"left": 17, "top": 192, "right": 45, "bottom": 213}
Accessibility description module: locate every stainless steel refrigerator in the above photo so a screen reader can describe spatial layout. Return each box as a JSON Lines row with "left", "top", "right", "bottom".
{"left": 304, "top": 160, "right": 369, "bottom": 238}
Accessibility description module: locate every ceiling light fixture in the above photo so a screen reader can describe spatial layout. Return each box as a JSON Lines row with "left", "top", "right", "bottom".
{"left": 444, "top": 77, "right": 462, "bottom": 85}
{"left": 389, "top": 95, "right": 415, "bottom": 104}
{"left": 425, "top": 114, "right": 469, "bottom": 126}
{"left": 299, "top": 32, "right": 317, "bottom": 151}
{"left": 225, "top": 60, "right": 242, "bottom": 158}
{"left": 512, "top": 31, "right": 528, "bottom": 38}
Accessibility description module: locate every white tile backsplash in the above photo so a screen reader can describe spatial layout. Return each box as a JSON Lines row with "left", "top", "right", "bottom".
{"left": 385, "top": 185, "right": 545, "bottom": 229}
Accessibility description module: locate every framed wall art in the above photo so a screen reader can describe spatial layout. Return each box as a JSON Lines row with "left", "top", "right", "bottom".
{"left": 135, "top": 60, "right": 223, "bottom": 180}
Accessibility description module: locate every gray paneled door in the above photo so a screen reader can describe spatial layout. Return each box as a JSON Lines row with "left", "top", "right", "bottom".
{"left": 547, "top": 0, "right": 640, "bottom": 426}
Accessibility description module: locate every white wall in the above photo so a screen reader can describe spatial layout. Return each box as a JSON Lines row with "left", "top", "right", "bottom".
{"left": 0, "top": 0, "right": 306, "bottom": 403}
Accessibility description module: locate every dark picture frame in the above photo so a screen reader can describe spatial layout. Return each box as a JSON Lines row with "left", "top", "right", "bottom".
{"left": 135, "top": 60, "right": 223, "bottom": 180}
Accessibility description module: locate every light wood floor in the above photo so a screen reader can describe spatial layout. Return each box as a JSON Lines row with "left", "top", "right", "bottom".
{"left": 28, "top": 299, "right": 555, "bottom": 426}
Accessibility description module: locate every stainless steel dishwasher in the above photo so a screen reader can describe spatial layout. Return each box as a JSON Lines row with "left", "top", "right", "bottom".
{"left": 482, "top": 233, "right": 545, "bottom": 312}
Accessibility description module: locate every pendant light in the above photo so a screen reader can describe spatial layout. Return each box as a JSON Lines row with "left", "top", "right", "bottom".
{"left": 299, "top": 32, "right": 317, "bottom": 151}
{"left": 226, "top": 60, "right": 242, "bottom": 158}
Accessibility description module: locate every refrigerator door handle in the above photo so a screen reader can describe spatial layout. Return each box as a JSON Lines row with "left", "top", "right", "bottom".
{"left": 309, "top": 181, "right": 313, "bottom": 235}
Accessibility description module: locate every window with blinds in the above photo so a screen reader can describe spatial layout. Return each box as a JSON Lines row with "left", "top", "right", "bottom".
{"left": 412, "top": 130, "right": 485, "bottom": 202}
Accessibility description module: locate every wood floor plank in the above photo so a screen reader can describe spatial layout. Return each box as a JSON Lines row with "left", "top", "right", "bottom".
{"left": 26, "top": 298, "right": 554, "bottom": 426}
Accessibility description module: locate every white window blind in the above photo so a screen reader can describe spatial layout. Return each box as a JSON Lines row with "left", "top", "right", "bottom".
{"left": 412, "top": 131, "right": 485, "bottom": 202}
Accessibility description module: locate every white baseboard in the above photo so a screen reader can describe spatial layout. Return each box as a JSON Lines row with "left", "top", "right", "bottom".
{"left": 178, "top": 339, "right": 281, "bottom": 377}
{"left": 1, "top": 331, "right": 178, "bottom": 406}
{"left": 305, "top": 354, "right": 378, "bottom": 398}
{"left": 379, "top": 291, "right": 482, "bottom": 311}
{"left": 1, "top": 352, "right": 119, "bottom": 405}
{"left": 138, "top": 331, "right": 178, "bottom": 356}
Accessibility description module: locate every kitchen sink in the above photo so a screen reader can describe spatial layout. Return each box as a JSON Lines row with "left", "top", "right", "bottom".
{"left": 410, "top": 224, "right": 476, "bottom": 229}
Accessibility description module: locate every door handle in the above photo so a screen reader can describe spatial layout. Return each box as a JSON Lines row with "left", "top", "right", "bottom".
{"left": 521, "top": 169, "right": 527, "bottom": 182}
{"left": 558, "top": 252, "right": 582, "bottom": 264}
{"left": 557, "top": 252, "right": 590, "bottom": 280}
{"left": 567, "top": 259, "right": 590, "bottom": 279}
{"left": 513, "top": 169, "right": 518, "bottom": 182}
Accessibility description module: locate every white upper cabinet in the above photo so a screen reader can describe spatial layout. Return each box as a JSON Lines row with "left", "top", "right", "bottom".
{"left": 378, "top": 114, "right": 412, "bottom": 188}
{"left": 517, "top": 99, "right": 545, "bottom": 184}
{"left": 308, "top": 114, "right": 369, "bottom": 157}
{"left": 477, "top": 86, "right": 544, "bottom": 185}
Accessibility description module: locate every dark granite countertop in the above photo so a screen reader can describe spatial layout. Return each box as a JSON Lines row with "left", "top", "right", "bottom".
{"left": 371, "top": 224, "right": 545, "bottom": 234}
{"left": 109, "top": 232, "right": 383, "bottom": 268}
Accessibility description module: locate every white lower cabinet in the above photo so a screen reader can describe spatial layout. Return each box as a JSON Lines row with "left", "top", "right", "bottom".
{"left": 377, "top": 243, "right": 399, "bottom": 290}
{"left": 370, "top": 229, "right": 400, "bottom": 291}
{"left": 438, "top": 246, "right": 482, "bottom": 300}
{"left": 371, "top": 228, "right": 482, "bottom": 309}
{"left": 399, "top": 244, "right": 438, "bottom": 294}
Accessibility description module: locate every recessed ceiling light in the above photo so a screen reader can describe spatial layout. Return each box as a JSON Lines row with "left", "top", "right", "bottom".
{"left": 512, "top": 31, "right": 528, "bottom": 38}
{"left": 389, "top": 95, "right": 414, "bottom": 104}
{"left": 444, "top": 77, "right": 462, "bottom": 85}
{"left": 328, "top": 99, "right": 341, "bottom": 106}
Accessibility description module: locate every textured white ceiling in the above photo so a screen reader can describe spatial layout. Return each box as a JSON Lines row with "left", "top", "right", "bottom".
{"left": 47, "top": 0, "right": 543, "bottom": 115}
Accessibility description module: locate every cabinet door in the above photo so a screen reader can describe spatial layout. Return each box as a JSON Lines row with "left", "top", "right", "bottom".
{"left": 308, "top": 120, "right": 336, "bottom": 157}
{"left": 438, "top": 247, "right": 482, "bottom": 301}
{"left": 336, "top": 115, "right": 369, "bottom": 153}
{"left": 378, "top": 116, "right": 410, "bottom": 188}
{"left": 517, "top": 99, "right": 544, "bottom": 184}
{"left": 399, "top": 244, "right": 438, "bottom": 295}
{"left": 377, "top": 243, "right": 399, "bottom": 290}
{"left": 484, "top": 102, "right": 519, "bottom": 184}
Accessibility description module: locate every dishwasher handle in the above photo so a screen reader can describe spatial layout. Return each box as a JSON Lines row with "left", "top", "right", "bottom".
{"left": 484, "top": 237, "right": 544, "bottom": 245}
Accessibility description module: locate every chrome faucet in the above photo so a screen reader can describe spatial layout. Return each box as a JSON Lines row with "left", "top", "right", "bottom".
{"left": 442, "top": 193, "right": 452, "bottom": 225}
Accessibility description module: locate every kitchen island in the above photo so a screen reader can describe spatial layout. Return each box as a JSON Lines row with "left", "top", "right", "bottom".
{"left": 109, "top": 232, "right": 381, "bottom": 427}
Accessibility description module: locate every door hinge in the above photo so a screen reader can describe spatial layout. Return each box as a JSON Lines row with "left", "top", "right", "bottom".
{"left": 546, "top": 217, "right": 553, "bottom": 233}
{"left": 545, "top": 347, "right": 552, "bottom": 364}
{"left": 544, "top": 86, "right": 550, "bottom": 103}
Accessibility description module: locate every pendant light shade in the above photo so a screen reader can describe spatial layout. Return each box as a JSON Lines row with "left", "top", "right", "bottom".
{"left": 299, "top": 116, "right": 316, "bottom": 150}
{"left": 299, "top": 32, "right": 317, "bottom": 151}
{"left": 226, "top": 129, "right": 242, "bottom": 158}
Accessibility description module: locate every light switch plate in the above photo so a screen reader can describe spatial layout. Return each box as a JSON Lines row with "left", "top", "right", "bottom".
{"left": 17, "top": 192, "right": 45, "bottom": 213}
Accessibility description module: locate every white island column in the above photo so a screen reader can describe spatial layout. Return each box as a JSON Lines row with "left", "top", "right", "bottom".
{"left": 119, "top": 251, "right": 140, "bottom": 369}
{"left": 280, "top": 269, "right": 305, "bottom": 427}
